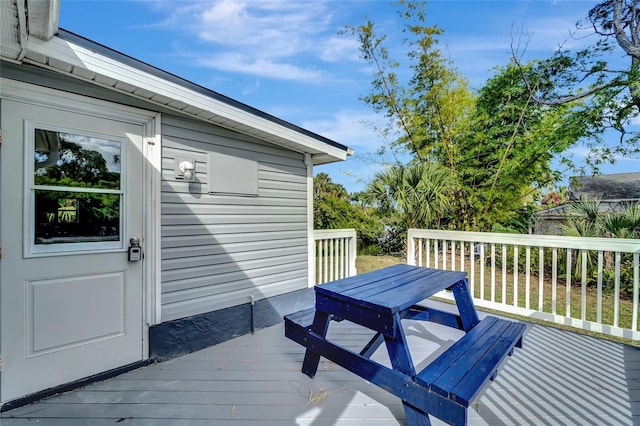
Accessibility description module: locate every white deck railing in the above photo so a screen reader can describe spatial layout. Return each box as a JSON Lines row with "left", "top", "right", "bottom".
{"left": 313, "top": 229, "right": 357, "bottom": 285}
{"left": 407, "top": 229, "right": 640, "bottom": 340}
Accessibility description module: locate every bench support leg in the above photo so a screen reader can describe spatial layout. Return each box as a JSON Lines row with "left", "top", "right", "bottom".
{"left": 301, "top": 310, "right": 331, "bottom": 378}
{"left": 385, "top": 313, "right": 431, "bottom": 426}
{"left": 360, "top": 332, "right": 384, "bottom": 359}
{"left": 451, "top": 278, "right": 480, "bottom": 331}
{"left": 405, "top": 407, "right": 432, "bottom": 426}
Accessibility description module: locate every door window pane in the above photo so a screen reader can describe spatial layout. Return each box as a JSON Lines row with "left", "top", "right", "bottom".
{"left": 34, "top": 129, "right": 121, "bottom": 190}
{"left": 31, "top": 125, "right": 125, "bottom": 251}
{"left": 34, "top": 190, "right": 121, "bottom": 245}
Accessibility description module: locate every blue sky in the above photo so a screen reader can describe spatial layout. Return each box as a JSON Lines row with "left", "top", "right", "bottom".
{"left": 59, "top": 0, "right": 639, "bottom": 193}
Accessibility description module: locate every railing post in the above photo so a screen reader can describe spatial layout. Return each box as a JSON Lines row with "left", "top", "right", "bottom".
{"left": 348, "top": 231, "right": 357, "bottom": 277}
{"left": 407, "top": 229, "right": 416, "bottom": 266}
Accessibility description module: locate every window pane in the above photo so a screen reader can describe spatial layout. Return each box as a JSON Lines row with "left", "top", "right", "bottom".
{"left": 35, "top": 190, "right": 121, "bottom": 244}
{"left": 34, "top": 129, "right": 121, "bottom": 190}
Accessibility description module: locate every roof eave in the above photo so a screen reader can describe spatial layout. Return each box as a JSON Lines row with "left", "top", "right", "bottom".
{"left": 17, "top": 28, "right": 349, "bottom": 164}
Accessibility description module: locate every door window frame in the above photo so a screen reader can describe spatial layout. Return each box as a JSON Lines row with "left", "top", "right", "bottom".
{"left": 25, "top": 121, "right": 128, "bottom": 257}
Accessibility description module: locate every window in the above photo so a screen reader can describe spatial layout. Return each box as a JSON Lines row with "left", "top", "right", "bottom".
{"left": 30, "top": 125, "right": 125, "bottom": 253}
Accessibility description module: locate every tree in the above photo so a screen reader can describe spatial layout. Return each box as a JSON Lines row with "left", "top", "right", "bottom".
{"left": 313, "top": 173, "right": 383, "bottom": 244}
{"left": 458, "top": 61, "right": 587, "bottom": 229}
{"left": 363, "top": 162, "right": 456, "bottom": 229}
{"left": 345, "top": 1, "right": 574, "bottom": 231}
{"left": 514, "top": 0, "right": 640, "bottom": 170}
{"left": 343, "top": 2, "right": 475, "bottom": 168}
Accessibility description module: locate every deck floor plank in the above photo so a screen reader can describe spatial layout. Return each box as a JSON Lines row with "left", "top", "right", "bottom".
{"left": 3, "top": 302, "right": 640, "bottom": 425}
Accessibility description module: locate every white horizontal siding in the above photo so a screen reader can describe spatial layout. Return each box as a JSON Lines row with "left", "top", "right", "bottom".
{"left": 161, "top": 230, "right": 306, "bottom": 248}
{"left": 160, "top": 115, "right": 309, "bottom": 322}
{"left": 162, "top": 276, "right": 307, "bottom": 320}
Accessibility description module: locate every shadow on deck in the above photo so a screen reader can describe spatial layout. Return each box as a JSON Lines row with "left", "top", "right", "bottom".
{"left": 2, "top": 301, "right": 640, "bottom": 425}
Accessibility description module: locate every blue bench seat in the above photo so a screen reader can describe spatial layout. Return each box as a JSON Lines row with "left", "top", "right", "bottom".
{"left": 415, "top": 315, "right": 526, "bottom": 407}
{"left": 284, "top": 307, "right": 317, "bottom": 332}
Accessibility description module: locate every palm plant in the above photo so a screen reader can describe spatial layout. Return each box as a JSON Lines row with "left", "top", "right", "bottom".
{"left": 364, "top": 162, "right": 456, "bottom": 229}
{"left": 561, "top": 197, "right": 640, "bottom": 294}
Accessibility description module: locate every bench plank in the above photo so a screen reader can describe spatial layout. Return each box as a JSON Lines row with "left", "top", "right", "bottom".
{"left": 285, "top": 307, "right": 316, "bottom": 330}
{"left": 415, "top": 316, "right": 500, "bottom": 385}
{"left": 416, "top": 316, "right": 525, "bottom": 407}
{"left": 449, "top": 321, "right": 525, "bottom": 406}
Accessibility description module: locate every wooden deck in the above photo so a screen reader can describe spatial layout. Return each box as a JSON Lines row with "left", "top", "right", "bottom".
{"left": 3, "top": 301, "right": 640, "bottom": 425}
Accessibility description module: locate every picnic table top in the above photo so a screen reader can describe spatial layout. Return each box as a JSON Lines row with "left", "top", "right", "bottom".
{"left": 315, "top": 264, "right": 468, "bottom": 315}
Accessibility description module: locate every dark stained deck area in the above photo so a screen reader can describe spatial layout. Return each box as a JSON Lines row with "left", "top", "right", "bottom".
{"left": 3, "top": 302, "right": 640, "bottom": 425}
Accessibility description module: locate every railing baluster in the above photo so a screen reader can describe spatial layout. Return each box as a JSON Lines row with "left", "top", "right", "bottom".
{"left": 539, "top": 246, "right": 544, "bottom": 312}
{"left": 552, "top": 248, "right": 558, "bottom": 315}
{"left": 501, "top": 244, "right": 507, "bottom": 305}
{"left": 316, "top": 240, "right": 321, "bottom": 284}
{"left": 491, "top": 243, "right": 496, "bottom": 303}
{"left": 331, "top": 239, "right": 336, "bottom": 282}
{"left": 513, "top": 245, "right": 519, "bottom": 307}
{"left": 566, "top": 248, "right": 572, "bottom": 318}
{"left": 442, "top": 240, "right": 448, "bottom": 270}
{"left": 633, "top": 252, "right": 639, "bottom": 331}
{"left": 525, "top": 246, "right": 531, "bottom": 310}
{"left": 451, "top": 240, "right": 456, "bottom": 271}
{"left": 480, "top": 243, "right": 485, "bottom": 300}
{"left": 470, "top": 242, "right": 476, "bottom": 297}
{"left": 615, "top": 251, "right": 621, "bottom": 328}
{"left": 581, "top": 249, "right": 587, "bottom": 321}
{"left": 323, "top": 239, "right": 328, "bottom": 284}
{"left": 340, "top": 238, "right": 345, "bottom": 279}
{"left": 597, "top": 251, "right": 603, "bottom": 323}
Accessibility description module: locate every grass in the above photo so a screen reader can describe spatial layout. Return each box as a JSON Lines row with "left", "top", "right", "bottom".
{"left": 356, "top": 255, "right": 404, "bottom": 273}
{"left": 355, "top": 254, "right": 640, "bottom": 347}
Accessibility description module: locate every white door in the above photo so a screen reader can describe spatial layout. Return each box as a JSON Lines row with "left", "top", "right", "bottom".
{"left": 1, "top": 96, "right": 148, "bottom": 403}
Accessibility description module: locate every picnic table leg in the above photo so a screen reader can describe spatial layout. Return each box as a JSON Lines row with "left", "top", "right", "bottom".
{"left": 301, "top": 310, "right": 331, "bottom": 378}
{"left": 384, "top": 313, "right": 431, "bottom": 426}
{"left": 451, "top": 278, "right": 480, "bottom": 331}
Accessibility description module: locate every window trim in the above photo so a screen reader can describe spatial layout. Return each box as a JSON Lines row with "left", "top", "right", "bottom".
{"left": 25, "top": 120, "right": 128, "bottom": 257}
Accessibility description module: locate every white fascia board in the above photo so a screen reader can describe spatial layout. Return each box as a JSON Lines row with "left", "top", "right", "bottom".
{"left": 24, "top": 36, "right": 348, "bottom": 162}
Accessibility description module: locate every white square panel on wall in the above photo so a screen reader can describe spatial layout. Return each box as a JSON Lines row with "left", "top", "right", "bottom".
{"left": 208, "top": 152, "right": 258, "bottom": 196}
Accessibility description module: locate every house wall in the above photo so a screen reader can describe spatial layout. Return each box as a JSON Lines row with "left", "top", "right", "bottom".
{"left": 1, "top": 63, "right": 314, "bottom": 359}
{"left": 159, "top": 115, "right": 309, "bottom": 322}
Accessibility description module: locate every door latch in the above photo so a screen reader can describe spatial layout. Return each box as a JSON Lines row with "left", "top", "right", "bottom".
{"left": 128, "top": 237, "right": 143, "bottom": 262}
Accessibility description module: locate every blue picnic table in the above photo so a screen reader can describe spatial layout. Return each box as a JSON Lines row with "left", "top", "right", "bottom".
{"left": 285, "top": 264, "right": 526, "bottom": 426}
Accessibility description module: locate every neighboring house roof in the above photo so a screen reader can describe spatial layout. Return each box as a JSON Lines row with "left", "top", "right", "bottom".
{"left": 537, "top": 172, "right": 640, "bottom": 219}
{"left": 0, "top": 0, "right": 351, "bottom": 165}
{"left": 569, "top": 172, "right": 640, "bottom": 202}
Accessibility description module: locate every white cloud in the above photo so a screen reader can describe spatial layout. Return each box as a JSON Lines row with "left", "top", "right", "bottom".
{"left": 151, "top": 0, "right": 342, "bottom": 81}
{"left": 301, "top": 110, "right": 388, "bottom": 152}
{"left": 198, "top": 53, "right": 323, "bottom": 80}
{"left": 319, "top": 37, "right": 360, "bottom": 63}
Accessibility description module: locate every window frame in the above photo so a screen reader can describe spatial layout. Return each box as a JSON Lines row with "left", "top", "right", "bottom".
{"left": 25, "top": 121, "right": 128, "bottom": 257}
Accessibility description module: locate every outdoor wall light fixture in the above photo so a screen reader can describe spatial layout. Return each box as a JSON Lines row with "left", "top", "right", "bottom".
{"left": 178, "top": 160, "right": 196, "bottom": 181}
